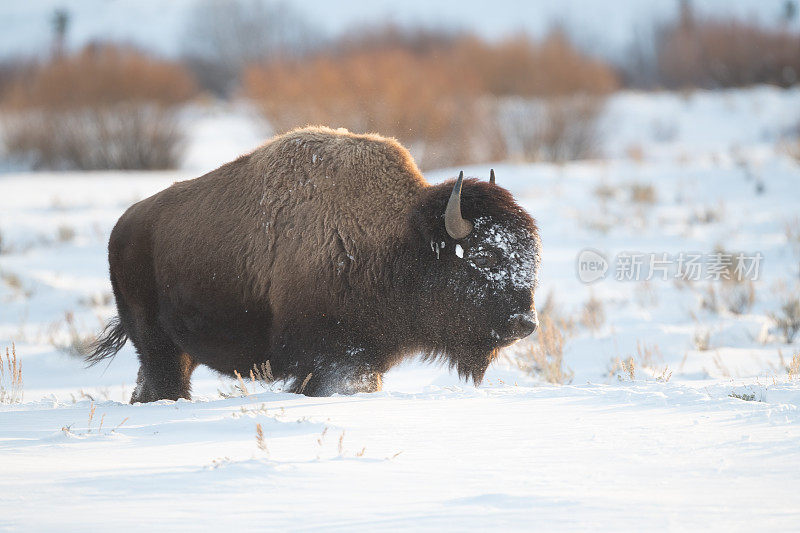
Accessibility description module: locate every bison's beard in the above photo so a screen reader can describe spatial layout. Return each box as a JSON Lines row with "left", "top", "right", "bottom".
{"left": 421, "top": 344, "right": 499, "bottom": 385}
{"left": 456, "top": 347, "right": 499, "bottom": 384}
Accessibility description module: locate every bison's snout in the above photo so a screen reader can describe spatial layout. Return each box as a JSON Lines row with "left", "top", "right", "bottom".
{"left": 506, "top": 312, "right": 538, "bottom": 340}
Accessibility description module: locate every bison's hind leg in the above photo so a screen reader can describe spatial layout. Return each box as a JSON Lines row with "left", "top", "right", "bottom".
{"left": 128, "top": 325, "right": 197, "bottom": 403}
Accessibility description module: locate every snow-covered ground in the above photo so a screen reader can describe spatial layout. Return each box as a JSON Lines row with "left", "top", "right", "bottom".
{"left": 1, "top": 87, "right": 800, "bottom": 530}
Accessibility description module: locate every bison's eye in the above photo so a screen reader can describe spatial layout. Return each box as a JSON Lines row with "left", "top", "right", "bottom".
{"left": 471, "top": 250, "right": 499, "bottom": 268}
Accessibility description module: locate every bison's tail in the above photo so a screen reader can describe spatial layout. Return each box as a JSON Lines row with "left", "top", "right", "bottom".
{"left": 85, "top": 317, "right": 128, "bottom": 366}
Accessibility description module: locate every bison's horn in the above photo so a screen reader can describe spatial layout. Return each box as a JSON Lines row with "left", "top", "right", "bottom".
{"left": 445, "top": 171, "right": 473, "bottom": 240}
{"left": 489, "top": 169, "right": 496, "bottom": 185}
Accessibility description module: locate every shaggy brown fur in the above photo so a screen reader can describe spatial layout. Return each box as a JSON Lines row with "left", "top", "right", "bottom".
{"left": 87, "top": 126, "right": 541, "bottom": 402}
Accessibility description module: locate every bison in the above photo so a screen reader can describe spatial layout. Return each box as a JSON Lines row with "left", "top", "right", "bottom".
{"left": 87, "top": 126, "right": 541, "bottom": 402}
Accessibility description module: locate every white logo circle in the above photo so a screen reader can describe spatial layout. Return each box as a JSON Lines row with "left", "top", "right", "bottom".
{"left": 576, "top": 248, "right": 608, "bottom": 284}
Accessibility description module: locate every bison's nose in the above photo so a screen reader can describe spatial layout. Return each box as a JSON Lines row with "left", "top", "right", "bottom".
{"left": 507, "top": 312, "right": 538, "bottom": 339}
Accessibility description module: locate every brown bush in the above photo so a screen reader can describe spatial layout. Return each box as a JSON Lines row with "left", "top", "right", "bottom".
{"left": 498, "top": 95, "right": 606, "bottom": 162}
{"left": 243, "top": 28, "right": 618, "bottom": 169}
{"left": 512, "top": 316, "right": 573, "bottom": 384}
{"left": 2, "top": 44, "right": 196, "bottom": 170}
{"left": 244, "top": 46, "right": 501, "bottom": 170}
{"left": 456, "top": 31, "right": 618, "bottom": 97}
{"left": 481, "top": 32, "right": 616, "bottom": 163}
{"left": 656, "top": 7, "right": 800, "bottom": 89}
{"left": 770, "top": 296, "right": 800, "bottom": 343}
{"left": 0, "top": 59, "right": 34, "bottom": 102}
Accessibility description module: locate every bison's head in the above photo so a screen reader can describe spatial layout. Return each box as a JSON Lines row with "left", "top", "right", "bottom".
{"left": 410, "top": 170, "right": 541, "bottom": 381}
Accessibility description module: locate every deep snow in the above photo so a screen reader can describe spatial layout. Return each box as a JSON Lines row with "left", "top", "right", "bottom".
{"left": 1, "top": 87, "right": 800, "bottom": 530}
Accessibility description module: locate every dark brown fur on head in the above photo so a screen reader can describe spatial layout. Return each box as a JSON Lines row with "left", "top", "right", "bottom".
{"left": 405, "top": 179, "right": 540, "bottom": 382}
{"left": 86, "top": 127, "right": 541, "bottom": 401}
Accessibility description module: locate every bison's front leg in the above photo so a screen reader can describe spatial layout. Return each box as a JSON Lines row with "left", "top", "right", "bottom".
{"left": 308, "top": 368, "right": 383, "bottom": 396}
{"left": 275, "top": 321, "right": 388, "bottom": 396}
{"left": 283, "top": 342, "right": 386, "bottom": 396}
{"left": 291, "top": 363, "right": 383, "bottom": 396}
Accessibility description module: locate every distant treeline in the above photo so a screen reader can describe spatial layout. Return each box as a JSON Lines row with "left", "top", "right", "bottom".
{"left": 0, "top": 0, "right": 798, "bottom": 170}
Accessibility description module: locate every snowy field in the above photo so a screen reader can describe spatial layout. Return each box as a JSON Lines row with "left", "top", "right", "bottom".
{"left": 1, "top": 87, "right": 800, "bottom": 530}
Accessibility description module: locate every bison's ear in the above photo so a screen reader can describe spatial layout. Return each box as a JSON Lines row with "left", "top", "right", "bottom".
{"left": 408, "top": 205, "right": 443, "bottom": 246}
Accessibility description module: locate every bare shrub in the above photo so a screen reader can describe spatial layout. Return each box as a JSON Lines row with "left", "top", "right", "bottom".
{"left": 626, "top": 144, "right": 646, "bottom": 162}
{"left": 783, "top": 138, "right": 800, "bottom": 164}
{"left": 57, "top": 224, "right": 76, "bottom": 243}
{"left": 594, "top": 183, "right": 620, "bottom": 202}
{"left": 786, "top": 217, "right": 800, "bottom": 259}
{"left": 2, "top": 274, "right": 32, "bottom": 301}
{"left": 4, "top": 107, "right": 186, "bottom": 170}
{"left": 690, "top": 204, "right": 725, "bottom": 225}
{"left": 535, "top": 290, "right": 576, "bottom": 337}
{"left": 512, "top": 317, "right": 573, "bottom": 384}
{"left": 479, "top": 30, "right": 617, "bottom": 163}
{"left": 250, "top": 361, "right": 275, "bottom": 387}
{"left": 696, "top": 248, "right": 760, "bottom": 314}
{"left": 786, "top": 352, "right": 800, "bottom": 380}
{"left": 729, "top": 391, "right": 757, "bottom": 402}
{"left": 297, "top": 372, "right": 313, "bottom": 395}
{"left": 634, "top": 281, "right": 658, "bottom": 308}
{"left": 87, "top": 402, "right": 97, "bottom": 432}
{"left": 217, "top": 381, "right": 245, "bottom": 399}
{"left": 233, "top": 370, "right": 252, "bottom": 397}
{"left": 50, "top": 311, "right": 96, "bottom": 356}
{"left": 78, "top": 292, "right": 113, "bottom": 309}
{"left": 609, "top": 356, "right": 636, "bottom": 381}
{"left": 499, "top": 95, "right": 605, "bottom": 162}
{"left": 629, "top": 183, "right": 656, "bottom": 204}
{"left": 217, "top": 361, "right": 278, "bottom": 398}
{"left": 580, "top": 291, "right": 606, "bottom": 332}
{"left": 2, "top": 44, "right": 195, "bottom": 170}
{"left": 709, "top": 247, "right": 757, "bottom": 314}
{"left": 609, "top": 340, "right": 669, "bottom": 381}
{"left": 635, "top": 340, "right": 662, "bottom": 369}
{"left": 693, "top": 327, "right": 711, "bottom": 351}
{"left": 255, "top": 423, "right": 269, "bottom": 454}
{"left": 0, "top": 344, "right": 23, "bottom": 404}
{"left": 1, "top": 271, "right": 27, "bottom": 295}
{"left": 481, "top": 31, "right": 617, "bottom": 162}
{"left": 770, "top": 296, "right": 800, "bottom": 343}
{"left": 719, "top": 279, "right": 755, "bottom": 315}
{"left": 338, "top": 431, "right": 346, "bottom": 456}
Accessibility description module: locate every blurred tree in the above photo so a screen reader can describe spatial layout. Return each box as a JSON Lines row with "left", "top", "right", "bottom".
{"left": 784, "top": 1, "right": 797, "bottom": 23}
{"left": 51, "top": 8, "right": 70, "bottom": 58}
{"left": 181, "top": 0, "right": 318, "bottom": 97}
{"left": 678, "top": 0, "right": 694, "bottom": 30}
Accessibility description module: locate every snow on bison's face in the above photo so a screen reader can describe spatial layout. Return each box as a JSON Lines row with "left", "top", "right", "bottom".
{"left": 419, "top": 171, "right": 541, "bottom": 350}
{"left": 452, "top": 215, "right": 540, "bottom": 346}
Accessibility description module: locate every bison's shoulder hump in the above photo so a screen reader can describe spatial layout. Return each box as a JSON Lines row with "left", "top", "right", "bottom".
{"left": 257, "top": 126, "right": 424, "bottom": 181}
